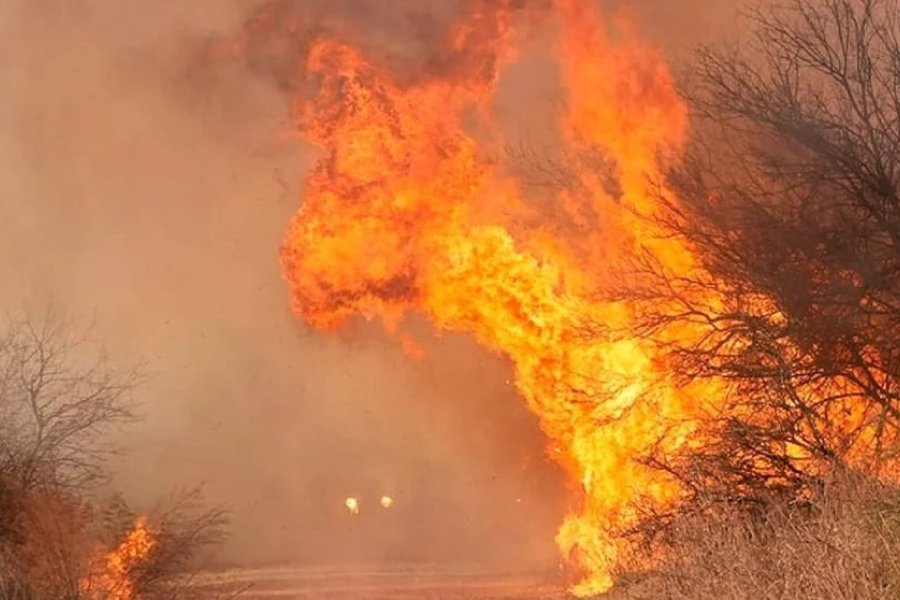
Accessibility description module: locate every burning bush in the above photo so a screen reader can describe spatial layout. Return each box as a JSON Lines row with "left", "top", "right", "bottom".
{"left": 0, "top": 314, "right": 231, "bottom": 599}
{"left": 632, "top": 0, "right": 900, "bottom": 510}
{"left": 604, "top": 0, "right": 900, "bottom": 595}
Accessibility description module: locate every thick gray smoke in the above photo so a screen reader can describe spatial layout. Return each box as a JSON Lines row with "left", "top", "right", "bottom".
{"left": 0, "top": 0, "right": 741, "bottom": 571}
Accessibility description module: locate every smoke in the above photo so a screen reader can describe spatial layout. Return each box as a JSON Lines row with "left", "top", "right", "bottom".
{"left": 0, "top": 0, "right": 741, "bottom": 573}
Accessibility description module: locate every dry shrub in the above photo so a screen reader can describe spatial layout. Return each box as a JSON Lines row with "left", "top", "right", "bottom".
{"left": 91, "top": 489, "right": 234, "bottom": 600}
{"left": 0, "top": 484, "right": 94, "bottom": 599}
{"left": 610, "top": 474, "right": 900, "bottom": 600}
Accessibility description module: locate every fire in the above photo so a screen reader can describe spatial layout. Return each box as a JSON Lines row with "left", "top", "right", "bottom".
{"left": 380, "top": 495, "right": 394, "bottom": 509}
{"left": 279, "top": 1, "right": 706, "bottom": 595}
{"left": 82, "top": 516, "right": 156, "bottom": 600}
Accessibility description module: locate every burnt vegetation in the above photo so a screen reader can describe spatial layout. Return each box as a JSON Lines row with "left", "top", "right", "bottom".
{"left": 615, "top": 0, "right": 900, "bottom": 597}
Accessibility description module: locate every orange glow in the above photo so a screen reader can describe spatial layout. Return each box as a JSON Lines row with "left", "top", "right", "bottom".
{"left": 279, "top": 2, "right": 705, "bottom": 595}
{"left": 82, "top": 517, "right": 156, "bottom": 600}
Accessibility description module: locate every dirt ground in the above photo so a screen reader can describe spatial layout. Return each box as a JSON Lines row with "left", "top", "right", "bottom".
{"left": 202, "top": 565, "right": 570, "bottom": 599}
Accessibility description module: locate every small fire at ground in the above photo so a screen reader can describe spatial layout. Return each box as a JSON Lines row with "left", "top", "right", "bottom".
{"left": 81, "top": 517, "right": 156, "bottom": 600}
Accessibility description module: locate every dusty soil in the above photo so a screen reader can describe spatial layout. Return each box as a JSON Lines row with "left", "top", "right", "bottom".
{"left": 202, "top": 565, "right": 570, "bottom": 599}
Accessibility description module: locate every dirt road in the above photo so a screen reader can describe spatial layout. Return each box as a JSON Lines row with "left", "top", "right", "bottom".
{"left": 203, "top": 565, "right": 569, "bottom": 599}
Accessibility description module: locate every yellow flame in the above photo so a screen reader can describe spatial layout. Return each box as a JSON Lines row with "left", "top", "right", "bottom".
{"left": 279, "top": 2, "right": 700, "bottom": 594}
{"left": 81, "top": 516, "right": 156, "bottom": 600}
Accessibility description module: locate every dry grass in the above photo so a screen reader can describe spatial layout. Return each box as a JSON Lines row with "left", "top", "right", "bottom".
{"left": 607, "top": 476, "right": 900, "bottom": 600}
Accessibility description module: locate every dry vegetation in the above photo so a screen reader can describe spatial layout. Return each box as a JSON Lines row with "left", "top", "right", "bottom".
{"left": 0, "top": 314, "right": 232, "bottom": 599}
{"left": 610, "top": 474, "right": 900, "bottom": 600}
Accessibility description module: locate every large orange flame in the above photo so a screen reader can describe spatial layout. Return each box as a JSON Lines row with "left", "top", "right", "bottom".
{"left": 279, "top": 1, "right": 705, "bottom": 594}
{"left": 82, "top": 517, "right": 156, "bottom": 600}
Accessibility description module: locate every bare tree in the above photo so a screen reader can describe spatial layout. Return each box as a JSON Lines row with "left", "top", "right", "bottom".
{"left": 0, "top": 313, "right": 137, "bottom": 598}
{"left": 0, "top": 314, "right": 139, "bottom": 493}
{"left": 628, "top": 0, "right": 900, "bottom": 508}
